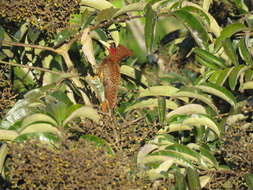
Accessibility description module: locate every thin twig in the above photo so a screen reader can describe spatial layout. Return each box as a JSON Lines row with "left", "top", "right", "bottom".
{"left": 0, "top": 60, "right": 79, "bottom": 78}
{"left": 2, "top": 40, "right": 59, "bottom": 54}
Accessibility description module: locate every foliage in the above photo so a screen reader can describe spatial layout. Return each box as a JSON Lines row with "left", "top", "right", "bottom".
{"left": 0, "top": 0, "right": 253, "bottom": 189}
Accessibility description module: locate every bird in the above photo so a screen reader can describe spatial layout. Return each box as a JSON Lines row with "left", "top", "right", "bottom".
{"left": 98, "top": 44, "right": 133, "bottom": 112}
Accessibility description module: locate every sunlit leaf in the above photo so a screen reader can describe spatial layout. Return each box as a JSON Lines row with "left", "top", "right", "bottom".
{"left": 113, "top": 1, "right": 145, "bottom": 17}
{"left": 21, "top": 113, "right": 58, "bottom": 129}
{"left": 126, "top": 98, "right": 178, "bottom": 112}
{"left": 172, "top": 88, "right": 218, "bottom": 112}
{"left": 240, "top": 81, "right": 253, "bottom": 90}
{"left": 81, "top": 27, "right": 97, "bottom": 68}
{"left": 20, "top": 123, "right": 61, "bottom": 136}
{"left": 183, "top": 114, "right": 221, "bottom": 137}
{"left": 63, "top": 106, "right": 100, "bottom": 125}
{"left": 139, "top": 86, "right": 179, "bottom": 98}
{"left": 200, "top": 175, "right": 211, "bottom": 188}
{"left": 0, "top": 129, "right": 18, "bottom": 141}
{"left": 195, "top": 83, "right": 236, "bottom": 107}
{"left": 80, "top": 0, "right": 114, "bottom": 10}
{"left": 0, "top": 143, "right": 8, "bottom": 177}
{"left": 195, "top": 55, "right": 219, "bottom": 70}
{"left": 166, "top": 104, "right": 207, "bottom": 120}
{"left": 148, "top": 159, "right": 174, "bottom": 180}
{"left": 120, "top": 65, "right": 148, "bottom": 87}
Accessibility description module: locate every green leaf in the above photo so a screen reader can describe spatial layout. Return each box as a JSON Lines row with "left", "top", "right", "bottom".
{"left": 81, "top": 135, "right": 114, "bottom": 155}
{"left": 172, "top": 88, "right": 218, "bottom": 112}
{"left": 228, "top": 65, "right": 249, "bottom": 90}
{"left": 199, "top": 146, "right": 218, "bottom": 167}
{"left": 186, "top": 167, "right": 201, "bottom": 190}
{"left": 183, "top": 114, "right": 221, "bottom": 137}
{"left": 145, "top": 4, "right": 157, "bottom": 53}
{"left": 194, "top": 48, "right": 227, "bottom": 68}
{"left": 27, "top": 27, "right": 41, "bottom": 43}
{"left": 222, "top": 38, "right": 238, "bottom": 66}
{"left": 14, "top": 132, "right": 60, "bottom": 144}
{"left": 195, "top": 83, "right": 236, "bottom": 107}
{"left": 166, "top": 144, "right": 200, "bottom": 162}
{"left": 54, "top": 29, "right": 75, "bottom": 46}
{"left": 245, "top": 70, "right": 253, "bottom": 81}
{"left": 239, "top": 37, "right": 253, "bottom": 65}
{"left": 148, "top": 150, "right": 195, "bottom": 169}
{"left": 215, "top": 23, "right": 247, "bottom": 51}
{"left": 175, "top": 171, "right": 187, "bottom": 190}
{"left": 195, "top": 55, "right": 219, "bottom": 70}
{"left": 63, "top": 106, "right": 100, "bottom": 125}
{"left": 158, "top": 96, "right": 166, "bottom": 124}
{"left": 244, "top": 173, "right": 253, "bottom": 190}
{"left": 181, "top": 6, "right": 210, "bottom": 25}
{"left": 0, "top": 26, "right": 4, "bottom": 46}
{"left": 113, "top": 1, "right": 145, "bottom": 17}
{"left": 173, "top": 10, "right": 209, "bottom": 49}
{"left": 215, "top": 68, "right": 233, "bottom": 86}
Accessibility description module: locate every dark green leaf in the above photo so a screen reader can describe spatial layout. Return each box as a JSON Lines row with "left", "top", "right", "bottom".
{"left": 27, "top": 27, "right": 41, "bottom": 43}
{"left": 0, "top": 26, "right": 4, "bottom": 46}
{"left": 244, "top": 173, "right": 253, "bottom": 190}
{"left": 14, "top": 132, "right": 60, "bottom": 144}
{"left": 194, "top": 48, "right": 227, "bottom": 68}
{"left": 215, "top": 68, "right": 233, "bottom": 86}
{"left": 145, "top": 4, "right": 157, "bottom": 53}
{"left": 181, "top": 6, "right": 210, "bottom": 25}
{"left": 175, "top": 171, "right": 187, "bottom": 190}
{"left": 228, "top": 65, "right": 248, "bottom": 90}
{"left": 195, "top": 55, "right": 219, "bottom": 70}
{"left": 186, "top": 167, "right": 201, "bottom": 190}
{"left": 158, "top": 96, "right": 166, "bottom": 124}
{"left": 215, "top": 23, "right": 247, "bottom": 51}
{"left": 173, "top": 10, "right": 209, "bottom": 49}
{"left": 222, "top": 38, "right": 238, "bottom": 65}
{"left": 239, "top": 37, "right": 253, "bottom": 65}
{"left": 54, "top": 29, "right": 75, "bottom": 46}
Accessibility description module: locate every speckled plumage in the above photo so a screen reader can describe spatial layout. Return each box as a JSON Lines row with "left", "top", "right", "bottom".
{"left": 98, "top": 45, "right": 133, "bottom": 112}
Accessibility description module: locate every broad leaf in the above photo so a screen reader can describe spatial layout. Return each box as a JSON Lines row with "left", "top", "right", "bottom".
{"left": 63, "top": 106, "right": 100, "bottom": 125}
{"left": 239, "top": 37, "right": 253, "bottom": 65}
{"left": 222, "top": 38, "right": 238, "bottom": 66}
{"left": 195, "top": 83, "right": 236, "bottom": 107}
{"left": 166, "top": 104, "right": 207, "bottom": 120}
{"left": 194, "top": 48, "right": 227, "bottom": 68}
{"left": 145, "top": 4, "right": 157, "bottom": 53}
{"left": 215, "top": 23, "right": 247, "bottom": 51}
{"left": 173, "top": 10, "right": 209, "bottom": 49}
{"left": 240, "top": 81, "right": 253, "bottom": 90}
{"left": 186, "top": 167, "right": 201, "bottom": 190}
{"left": 14, "top": 132, "right": 60, "bottom": 144}
{"left": 139, "top": 86, "right": 179, "bottom": 97}
{"left": 228, "top": 65, "right": 249, "bottom": 90}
